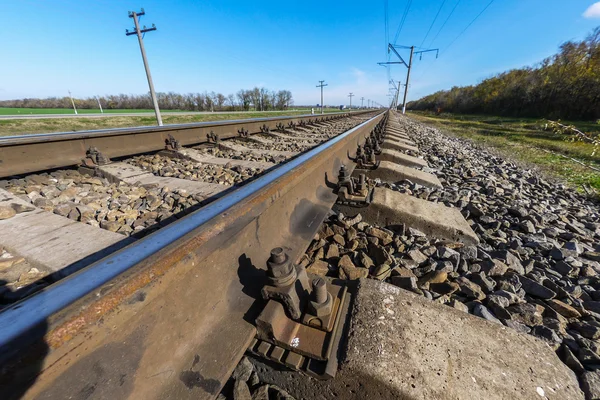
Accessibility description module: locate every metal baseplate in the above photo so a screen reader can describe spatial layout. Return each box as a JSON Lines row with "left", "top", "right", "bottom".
{"left": 249, "top": 248, "right": 352, "bottom": 379}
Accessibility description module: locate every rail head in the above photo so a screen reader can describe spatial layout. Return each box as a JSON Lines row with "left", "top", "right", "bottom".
{"left": 0, "top": 110, "right": 373, "bottom": 178}
{"left": 0, "top": 110, "right": 371, "bottom": 144}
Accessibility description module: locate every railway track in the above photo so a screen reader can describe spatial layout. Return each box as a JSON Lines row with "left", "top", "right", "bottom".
{"left": 0, "top": 111, "right": 381, "bottom": 398}
{"left": 0, "top": 110, "right": 588, "bottom": 399}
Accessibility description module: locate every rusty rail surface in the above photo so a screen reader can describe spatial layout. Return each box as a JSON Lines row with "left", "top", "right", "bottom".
{"left": 0, "top": 111, "right": 372, "bottom": 178}
{"left": 0, "top": 111, "right": 386, "bottom": 399}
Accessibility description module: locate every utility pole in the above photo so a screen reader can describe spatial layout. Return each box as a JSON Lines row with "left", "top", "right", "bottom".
{"left": 401, "top": 46, "right": 415, "bottom": 114}
{"left": 360, "top": 97, "right": 365, "bottom": 109}
{"left": 96, "top": 96, "right": 104, "bottom": 114}
{"left": 348, "top": 93, "right": 354, "bottom": 109}
{"left": 68, "top": 90, "right": 78, "bottom": 115}
{"left": 378, "top": 44, "right": 438, "bottom": 114}
{"left": 126, "top": 9, "right": 163, "bottom": 126}
{"left": 316, "top": 80, "right": 328, "bottom": 114}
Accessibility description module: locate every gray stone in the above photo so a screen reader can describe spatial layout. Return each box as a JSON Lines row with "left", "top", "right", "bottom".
{"left": 581, "top": 371, "right": 600, "bottom": 400}
{"left": 531, "top": 325, "right": 561, "bottom": 344}
{"left": 579, "top": 348, "right": 600, "bottom": 365}
{"left": 470, "top": 273, "right": 496, "bottom": 293}
{"left": 491, "top": 250, "right": 525, "bottom": 275}
{"left": 479, "top": 259, "right": 508, "bottom": 277}
{"left": 518, "top": 276, "right": 556, "bottom": 299}
{"left": 503, "top": 319, "right": 531, "bottom": 334}
{"left": 554, "top": 261, "right": 574, "bottom": 276}
{"left": 564, "top": 241, "right": 583, "bottom": 256}
{"left": 459, "top": 245, "right": 478, "bottom": 261}
{"left": 487, "top": 294, "right": 510, "bottom": 309}
{"left": 233, "top": 379, "right": 252, "bottom": 400}
{"left": 508, "top": 207, "right": 528, "bottom": 218}
{"left": 456, "top": 277, "right": 486, "bottom": 300}
{"left": 573, "top": 322, "right": 600, "bottom": 340}
{"left": 583, "top": 301, "right": 600, "bottom": 315}
{"left": 562, "top": 345, "right": 585, "bottom": 374}
{"left": 232, "top": 356, "right": 254, "bottom": 382}
{"left": 251, "top": 385, "right": 269, "bottom": 400}
{"left": 507, "top": 303, "right": 543, "bottom": 326}
{"left": 520, "top": 221, "right": 536, "bottom": 234}
{"left": 407, "top": 249, "right": 428, "bottom": 265}
{"left": 473, "top": 304, "right": 502, "bottom": 325}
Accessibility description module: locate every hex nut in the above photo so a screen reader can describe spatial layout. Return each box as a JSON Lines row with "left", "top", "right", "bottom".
{"left": 308, "top": 293, "right": 333, "bottom": 317}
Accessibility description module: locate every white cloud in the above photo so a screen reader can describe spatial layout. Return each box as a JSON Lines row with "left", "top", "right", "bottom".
{"left": 583, "top": 2, "right": 600, "bottom": 18}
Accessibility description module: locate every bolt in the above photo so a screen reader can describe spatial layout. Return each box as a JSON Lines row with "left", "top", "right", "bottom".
{"left": 338, "top": 164, "right": 350, "bottom": 182}
{"left": 270, "top": 247, "right": 286, "bottom": 264}
{"left": 313, "top": 278, "right": 328, "bottom": 304}
{"left": 357, "top": 174, "right": 366, "bottom": 191}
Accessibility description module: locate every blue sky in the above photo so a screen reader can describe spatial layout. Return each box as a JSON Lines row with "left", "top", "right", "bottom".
{"left": 0, "top": 1, "right": 599, "bottom": 107}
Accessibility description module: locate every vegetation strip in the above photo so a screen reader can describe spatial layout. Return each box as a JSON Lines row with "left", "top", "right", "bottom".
{"left": 410, "top": 112, "right": 600, "bottom": 191}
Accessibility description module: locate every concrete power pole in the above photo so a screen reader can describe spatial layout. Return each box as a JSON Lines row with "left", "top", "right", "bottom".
{"left": 348, "top": 93, "right": 354, "bottom": 110}
{"left": 316, "top": 80, "right": 328, "bottom": 114}
{"left": 68, "top": 90, "right": 78, "bottom": 115}
{"left": 401, "top": 46, "right": 415, "bottom": 115}
{"left": 96, "top": 96, "right": 104, "bottom": 114}
{"left": 126, "top": 9, "right": 163, "bottom": 126}
{"left": 360, "top": 97, "right": 365, "bottom": 109}
{"left": 378, "top": 44, "right": 438, "bottom": 114}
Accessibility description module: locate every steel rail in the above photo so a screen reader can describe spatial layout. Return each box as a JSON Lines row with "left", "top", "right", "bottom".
{"left": 0, "top": 111, "right": 371, "bottom": 178}
{"left": 0, "top": 111, "right": 386, "bottom": 399}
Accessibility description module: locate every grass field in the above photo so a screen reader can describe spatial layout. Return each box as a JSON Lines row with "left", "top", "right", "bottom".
{"left": 0, "top": 109, "right": 355, "bottom": 137}
{"left": 0, "top": 107, "right": 350, "bottom": 116}
{"left": 409, "top": 111, "right": 600, "bottom": 192}
{"left": 0, "top": 107, "right": 170, "bottom": 115}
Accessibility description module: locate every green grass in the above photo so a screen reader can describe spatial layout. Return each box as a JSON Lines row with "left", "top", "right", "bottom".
{"left": 0, "top": 107, "right": 174, "bottom": 115}
{"left": 0, "top": 109, "right": 357, "bottom": 137}
{"left": 409, "top": 111, "right": 600, "bottom": 192}
{"left": 0, "top": 107, "right": 350, "bottom": 116}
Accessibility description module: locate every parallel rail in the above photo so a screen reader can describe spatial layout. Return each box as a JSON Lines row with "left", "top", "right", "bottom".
{"left": 0, "top": 111, "right": 385, "bottom": 399}
{"left": 0, "top": 111, "right": 371, "bottom": 177}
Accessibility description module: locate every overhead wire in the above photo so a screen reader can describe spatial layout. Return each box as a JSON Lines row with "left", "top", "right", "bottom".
{"left": 387, "top": 0, "right": 413, "bottom": 103}
{"left": 441, "top": 0, "right": 495, "bottom": 56}
{"left": 393, "top": 0, "right": 413, "bottom": 44}
{"left": 384, "top": 0, "right": 389, "bottom": 55}
{"left": 427, "top": 0, "right": 461, "bottom": 48}
{"left": 419, "top": 0, "right": 447, "bottom": 48}
{"left": 384, "top": 0, "right": 392, "bottom": 87}
{"left": 413, "top": 0, "right": 494, "bottom": 83}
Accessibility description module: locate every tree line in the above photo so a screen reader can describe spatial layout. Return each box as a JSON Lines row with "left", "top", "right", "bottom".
{"left": 408, "top": 26, "right": 600, "bottom": 121}
{"left": 0, "top": 88, "right": 294, "bottom": 112}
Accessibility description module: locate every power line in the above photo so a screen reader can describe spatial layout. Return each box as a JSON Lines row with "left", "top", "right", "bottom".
{"left": 393, "top": 0, "right": 413, "bottom": 44}
{"left": 427, "top": 0, "right": 461, "bottom": 48}
{"left": 419, "top": 0, "right": 447, "bottom": 48}
{"left": 442, "top": 0, "right": 495, "bottom": 56}
{"left": 384, "top": 0, "right": 389, "bottom": 56}
{"left": 413, "top": 0, "right": 492, "bottom": 84}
